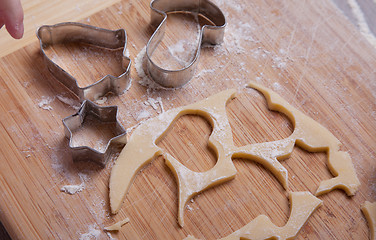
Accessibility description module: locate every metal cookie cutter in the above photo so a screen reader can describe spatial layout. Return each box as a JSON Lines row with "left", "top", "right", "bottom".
{"left": 62, "top": 100, "right": 127, "bottom": 166}
{"left": 146, "top": 0, "right": 227, "bottom": 88}
{"left": 37, "top": 22, "right": 131, "bottom": 102}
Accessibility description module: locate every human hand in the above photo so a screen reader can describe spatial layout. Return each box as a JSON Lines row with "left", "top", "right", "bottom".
{"left": 0, "top": 0, "right": 24, "bottom": 39}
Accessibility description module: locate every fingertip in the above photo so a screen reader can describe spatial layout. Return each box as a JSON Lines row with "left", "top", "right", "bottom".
{"left": 2, "top": 0, "right": 24, "bottom": 39}
{"left": 6, "top": 21, "right": 24, "bottom": 39}
{"left": 14, "top": 22, "right": 24, "bottom": 39}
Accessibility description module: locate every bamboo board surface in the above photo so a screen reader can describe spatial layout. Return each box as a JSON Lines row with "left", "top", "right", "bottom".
{"left": 0, "top": 0, "right": 121, "bottom": 58}
{"left": 0, "top": 0, "right": 375, "bottom": 239}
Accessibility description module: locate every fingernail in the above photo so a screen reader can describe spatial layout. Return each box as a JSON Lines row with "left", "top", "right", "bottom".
{"left": 13, "top": 22, "right": 24, "bottom": 39}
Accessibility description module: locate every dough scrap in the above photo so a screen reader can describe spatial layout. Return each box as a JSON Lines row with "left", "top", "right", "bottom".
{"left": 110, "top": 89, "right": 238, "bottom": 227}
{"left": 60, "top": 183, "right": 85, "bottom": 195}
{"left": 109, "top": 82, "right": 360, "bottom": 227}
{"left": 362, "top": 201, "right": 376, "bottom": 240}
{"left": 246, "top": 82, "right": 360, "bottom": 196}
{"left": 184, "top": 192, "right": 322, "bottom": 240}
{"left": 104, "top": 218, "right": 130, "bottom": 231}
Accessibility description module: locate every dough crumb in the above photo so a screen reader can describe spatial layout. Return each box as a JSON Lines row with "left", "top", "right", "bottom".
{"left": 94, "top": 96, "right": 107, "bottom": 105}
{"left": 104, "top": 218, "right": 130, "bottom": 231}
{"left": 60, "top": 182, "right": 85, "bottom": 195}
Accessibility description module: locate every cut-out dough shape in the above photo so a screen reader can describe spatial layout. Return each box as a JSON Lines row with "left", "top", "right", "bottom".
{"left": 104, "top": 218, "right": 130, "bottom": 231}
{"left": 184, "top": 191, "right": 322, "bottom": 240}
{"left": 110, "top": 89, "right": 238, "bottom": 227}
{"left": 109, "top": 82, "right": 360, "bottom": 227}
{"left": 362, "top": 201, "right": 376, "bottom": 240}
{"left": 246, "top": 82, "right": 360, "bottom": 196}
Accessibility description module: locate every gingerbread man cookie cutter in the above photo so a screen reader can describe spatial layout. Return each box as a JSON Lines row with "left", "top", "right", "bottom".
{"left": 37, "top": 22, "right": 131, "bottom": 102}
{"left": 62, "top": 100, "right": 127, "bottom": 166}
{"left": 146, "top": 0, "right": 226, "bottom": 88}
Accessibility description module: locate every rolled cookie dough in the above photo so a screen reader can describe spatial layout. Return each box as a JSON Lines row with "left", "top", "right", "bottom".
{"left": 362, "top": 201, "right": 376, "bottom": 240}
{"left": 185, "top": 191, "right": 322, "bottom": 240}
{"left": 109, "top": 82, "right": 359, "bottom": 227}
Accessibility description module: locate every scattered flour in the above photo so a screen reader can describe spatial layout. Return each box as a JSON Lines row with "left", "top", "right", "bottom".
{"left": 125, "top": 48, "right": 130, "bottom": 58}
{"left": 167, "top": 39, "right": 197, "bottom": 68}
{"left": 144, "top": 97, "right": 164, "bottom": 113}
{"left": 195, "top": 69, "right": 215, "bottom": 78}
{"left": 272, "top": 82, "right": 283, "bottom": 91}
{"left": 221, "top": 21, "right": 256, "bottom": 55}
{"left": 38, "top": 96, "right": 54, "bottom": 110}
{"left": 272, "top": 56, "right": 287, "bottom": 69}
{"left": 56, "top": 95, "right": 80, "bottom": 110}
{"left": 137, "top": 110, "right": 151, "bottom": 121}
{"left": 135, "top": 47, "right": 159, "bottom": 89}
{"left": 87, "top": 195, "right": 108, "bottom": 225}
{"left": 79, "top": 225, "right": 101, "bottom": 240}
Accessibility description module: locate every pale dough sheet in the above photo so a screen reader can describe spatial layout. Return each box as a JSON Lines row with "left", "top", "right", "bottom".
{"left": 109, "top": 82, "right": 360, "bottom": 237}
{"left": 362, "top": 201, "right": 376, "bottom": 240}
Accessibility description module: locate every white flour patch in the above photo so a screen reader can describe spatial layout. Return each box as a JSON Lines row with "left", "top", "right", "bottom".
{"left": 195, "top": 69, "right": 216, "bottom": 78}
{"left": 88, "top": 195, "right": 108, "bottom": 224}
{"left": 144, "top": 97, "right": 164, "bottom": 113}
{"left": 79, "top": 225, "right": 102, "bottom": 240}
{"left": 272, "top": 82, "right": 283, "bottom": 91}
{"left": 137, "top": 110, "right": 151, "bottom": 121}
{"left": 135, "top": 47, "right": 175, "bottom": 91}
{"left": 167, "top": 39, "right": 198, "bottom": 68}
{"left": 135, "top": 47, "right": 157, "bottom": 89}
{"left": 38, "top": 96, "right": 54, "bottom": 110}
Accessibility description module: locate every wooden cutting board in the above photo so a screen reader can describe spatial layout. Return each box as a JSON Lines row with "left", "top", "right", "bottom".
{"left": 0, "top": 0, "right": 375, "bottom": 239}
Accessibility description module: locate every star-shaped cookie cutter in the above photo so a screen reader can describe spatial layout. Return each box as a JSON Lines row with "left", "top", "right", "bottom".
{"left": 146, "top": 0, "right": 226, "bottom": 88}
{"left": 62, "top": 100, "right": 127, "bottom": 166}
{"left": 37, "top": 22, "right": 131, "bottom": 102}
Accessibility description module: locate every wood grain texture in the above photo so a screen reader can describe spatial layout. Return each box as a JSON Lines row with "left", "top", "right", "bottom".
{"left": 0, "top": 0, "right": 121, "bottom": 58}
{"left": 0, "top": 0, "right": 375, "bottom": 239}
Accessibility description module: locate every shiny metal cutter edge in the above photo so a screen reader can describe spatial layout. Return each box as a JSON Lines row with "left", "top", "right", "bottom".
{"left": 62, "top": 100, "right": 127, "bottom": 166}
{"left": 37, "top": 22, "right": 131, "bottom": 102}
{"left": 146, "top": 0, "right": 227, "bottom": 88}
